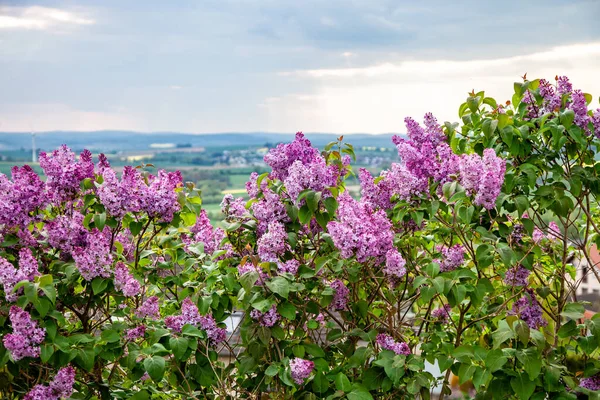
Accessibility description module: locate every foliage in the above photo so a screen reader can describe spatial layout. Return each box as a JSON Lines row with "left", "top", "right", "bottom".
{"left": 2, "top": 76, "right": 600, "bottom": 399}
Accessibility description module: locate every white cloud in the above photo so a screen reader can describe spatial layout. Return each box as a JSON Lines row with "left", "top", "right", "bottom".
{"left": 0, "top": 103, "right": 143, "bottom": 132}
{"left": 265, "top": 42, "right": 600, "bottom": 133}
{"left": 0, "top": 6, "right": 94, "bottom": 31}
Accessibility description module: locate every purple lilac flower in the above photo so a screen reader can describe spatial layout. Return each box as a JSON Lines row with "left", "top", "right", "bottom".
{"left": 376, "top": 333, "right": 411, "bottom": 355}
{"left": 383, "top": 249, "right": 407, "bottom": 279}
{"left": 24, "top": 366, "right": 76, "bottom": 400}
{"left": 199, "top": 314, "right": 227, "bottom": 345}
{"left": 251, "top": 188, "right": 290, "bottom": 235}
{"left": 510, "top": 224, "right": 524, "bottom": 244}
{"left": 39, "top": 145, "right": 94, "bottom": 203}
{"left": 538, "top": 79, "right": 561, "bottom": 114}
{"left": 0, "top": 251, "right": 40, "bottom": 302}
{"left": 125, "top": 325, "right": 146, "bottom": 340}
{"left": 113, "top": 262, "right": 141, "bottom": 297}
{"left": 580, "top": 374, "right": 600, "bottom": 391}
{"left": 140, "top": 170, "right": 182, "bottom": 222}
{"left": 250, "top": 305, "right": 281, "bottom": 327}
{"left": 263, "top": 132, "right": 320, "bottom": 180}
{"left": 504, "top": 265, "right": 531, "bottom": 286}
{"left": 511, "top": 289, "right": 547, "bottom": 329}
{"left": 592, "top": 109, "right": 600, "bottom": 138}
{"left": 532, "top": 228, "right": 545, "bottom": 243}
{"left": 432, "top": 304, "right": 451, "bottom": 322}
{"left": 71, "top": 228, "right": 112, "bottom": 281}
{"left": 164, "top": 298, "right": 226, "bottom": 344}
{"left": 384, "top": 163, "right": 429, "bottom": 201}
{"left": 220, "top": 194, "right": 248, "bottom": 218}
{"left": 183, "top": 209, "right": 227, "bottom": 255}
{"left": 434, "top": 143, "right": 460, "bottom": 185}
{"left": 278, "top": 259, "right": 300, "bottom": 275}
{"left": 556, "top": 76, "right": 573, "bottom": 96}
{"left": 330, "top": 279, "right": 349, "bottom": 310}
{"left": 136, "top": 296, "right": 160, "bottom": 320}
{"left": 45, "top": 212, "right": 88, "bottom": 255}
{"left": 257, "top": 221, "right": 288, "bottom": 262}
{"left": 473, "top": 149, "right": 506, "bottom": 209}
{"left": 0, "top": 165, "right": 45, "bottom": 228}
{"left": 289, "top": 358, "right": 315, "bottom": 385}
{"left": 327, "top": 192, "right": 394, "bottom": 263}
{"left": 358, "top": 168, "right": 393, "bottom": 210}
{"left": 284, "top": 157, "right": 338, "bottom": 203}
{"left": 547, "top": 221, "right": 561, "bottom": 240}
{"left": 436, "top": 245, "right": 465, "bottom": 272}
{"left": 3, "top": 306, "right": 46, "bottom": 360}
{"left": 570, "top": 90, "right": 591, "bottom": 132}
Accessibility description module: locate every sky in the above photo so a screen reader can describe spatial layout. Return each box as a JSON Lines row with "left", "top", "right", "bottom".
{"left": 1, "top": 0, "right": 600, "bottom": 134}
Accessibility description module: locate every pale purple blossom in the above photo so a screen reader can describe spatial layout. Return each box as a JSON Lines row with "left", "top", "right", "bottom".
{"left": 278, "top": 259, "right": 300, "bottom": 275}
{"left": 510, "top": 289, "right": 547, "bottom": 329}
{"left": 24, "top": 366, "right": 75, "bottom": 400}
{"left": 432, "top": 304, "right": 451, "bottom": 323}
{"left": 114, "top": 262, "right": 141, "bottom": 297}
{"left": 504, "top": 265, "right": 531, "bottom": 286}
{"left": 136, "top": 296, "right": 160, "bottom": 320}
{"left": 3, "top": 306, "right": 46, "bottom": 360}
{"left": 250, "top": 305, "right": 280, "bottom": 327}
{"left": 257, "top": 221, "right": 288, "bottom": 262}
{"left": 580, "top": 374, "right": 600, "bottom": 391}
{"left": 376, "top": 333, "right": 410, "bottom": 355}
{"left": 383, "top": 249, "right": 407, "bottom": 279}
{"left": 289, "top": 358, "right": 314, "bottom": 385}
{"left": 125, "top": 325, "right": 146, "bottom": 340}
{"left": 330, "top": 279, "right": 349, "bottom": 310}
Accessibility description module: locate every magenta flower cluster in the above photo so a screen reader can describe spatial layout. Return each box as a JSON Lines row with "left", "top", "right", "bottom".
{"left": 0, "top": 249, "right": 40, "bottom": 302}
{"left": 504, "top": 265, "right": 531, "bottom": 287}
{"left": 39, "top": 145, "right": 94, "bottom": 203}
{"left": 183, "top": 209, "right": 228, "bottom": 256}
{"left": 113, "top": 262, "right": 140, "bottom": 297}
{"left": 432, "top": 304, "right": 451, "bottom": 323}
{"left": 436, "top": 245, "right": 466, "bottom": 272}
{"left": 580, "top": 374, "right": 600, "bottom": 391}
{"left": 250, "top": 305, "right": 280, "bottom": 327}
{"left": 0, "top": 165, "right": 45, "bottom": 228}
{"left": 164, "top": 298, "right": 226, "bottom": 344}
{"left": 3, "top": 306, "right": 46, "bottom": 360}
{"left": 289, "top": 357, "right": 315, "bottom": 385}
{"left": 329, "top": 279, "right": 350, "bottom": 310}
{"left": 24, "top": 366, "right": 76, "bottom": 400}
{"left": 135, "top": 296, "right": 160, "bottom": 320}
{"left": 376, "top": 333, "right": 410, "bottom": 355}
{"left": 510, "top": 289, "right": 548, "bottom": 330}
{"left": 125, "top": 325, "right": 146, "bottom": 340}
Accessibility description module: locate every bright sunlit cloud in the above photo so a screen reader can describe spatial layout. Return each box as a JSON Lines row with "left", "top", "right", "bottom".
{"left": 0, "top": 6, "right": 94, "bottom": 31}
{"left": 263, "top": 42, "right": 600, "bottom": 133}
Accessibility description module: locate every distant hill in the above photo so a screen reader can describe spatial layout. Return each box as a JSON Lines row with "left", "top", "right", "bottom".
{"left": 0, "top": 131, "right": 401, "bottom": 152}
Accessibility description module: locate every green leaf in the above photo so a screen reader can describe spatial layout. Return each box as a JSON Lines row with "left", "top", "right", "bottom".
{"left": 265, "top": 364, "right": 280, "bottom": 377}
{"left": 277, "top": 302, "right": 296, "bottom": 320}
{"left": 347, "top": 387, "right": 374, "bottom": 400}
{"left": 324, "top": 197, "right": 338, "bottom": 215}
{"left": 169, "top": 337, "right": 189, "bottom": 361}
{"left": 485, "top": 349, "right": 508, "bottom": 372}
{"left": 144, "top": 356, "right": 166, "bottom": 382}
{"left": 91, "top": 278, "right": 109, "bottom": 295}
{"left": 94, "top": 212, "right": 106, "bottom": 231}
{"left": 516, "top": 349, "right": 542, "bottom": 380}
{"left": 101, "top": 329, "right": 121, "bottom": 343}
{"left": 335, "top": 372, "right": 352, "bottom": 392}
{"left": 75, "top": 348, "right": 95, "bottom": 372}
{"left": 560, "top": 109, "right": 575, "bottom": 129}
{"left": 299, "top": 205, "right": 312, "bottom": 225}
{"left": 304, "top": 343, "right": 326, "bottom": 358}
{"left": 511, "top": 373, "right": 535, "bottom": 400}
{"left": 40, "top": 285, "right": 57, "bottom": 305}
{"left": 311, "top": 372, "right": 328, "bottom": 393}
{"left": 266, "top": 277, "right": 290, "bottom": 299}
{"left": 492, "top": 320, "right": 515, "bottom": 348}
{"left": 561, "top": 302, "right": 585, "bottom": 320}
{"left": 305, "top": 191, "right": 322, "bottom": 212}
{"left": 40, "top": 344, "right": 55, "bottom": 363}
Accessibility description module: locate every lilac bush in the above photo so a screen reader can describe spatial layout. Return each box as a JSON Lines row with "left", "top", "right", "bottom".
{"left": 2, "top": 76, "right": 600, "bottom": 399}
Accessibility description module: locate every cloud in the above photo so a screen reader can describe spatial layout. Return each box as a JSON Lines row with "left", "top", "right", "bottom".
{"left": 263, "top": 42, "right": 600, "bottom": 133}
{"left": 0, "top": 103, "right": 142, "bottom": 132}
{"left": 0, "top": 6, "right": 94, "bottom": 31}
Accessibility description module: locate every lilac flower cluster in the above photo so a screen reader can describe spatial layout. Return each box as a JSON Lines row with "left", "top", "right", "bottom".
{"left": 135, "top": 296, "right": 160, "bottom": 320}
{"left": 432, "top": 304, "right": 451, "bottom": 323}
{"left": 257, "top": 221, "right": 288, "bottom": 262}
{"left": 3, "top": 306, "right": 46, "bottom": 360}
{"left": 283, "top": 157, "right": 338, "bottom": 203}
{"left": 39, "top": 145, "right": 94, "bottom": 203}
{"left": 24, "top": 366, "right": 76, "bottom": 400}
{"left": 71, "top": 228, "right": 112, "bottom": 281}
{"left": 376, "top": 333, "right": 411, "bottom": 355}
{"left": 458, "top": 149, "right": 506, "bottom": 209}
{"left": 97, "top": 158, "right": 182, "bottom": 222}
{"left": 327, "top": 192, "right": 394, "bottom": 263}
{"left": 125, "top": 325, "right": 146, "bottom": 340}
{"left": 329, "top": 279, "right": 350, "bottom": 310}
{"left": 220, "top": 194, "right": 248, "bottom": 219}
{"left": 251, "top": 188, "right": 289, "bottom": 236}
{"left": 580, "top": 374, "right": 600, "bottom": 391}
{"left": 289, "top": 357, "right": 315, "bottom": 385}
{"left": 383, "top": 249, "right": 407, "bottom": 279}
{"left": 504, "top": 265, "right": 531, "bottom": 286}
{"left": 114, "top": 262, "right": 141, "bottom": 297}
{"left": 0, "top": 249, "right": 40, "bottom": 302}
{"left": 45, "top": 212, "right": 88, "bottom": 255}
{"left": 278, "top": 259, "right": 300, "bottom": 275}
{"left": 436, "top": 245, "right": 465, "bottom": 272}
{"left": 510, "top": 289, "right": 547, "bottom": 329}
{"left": 263, "top": 132, "right": 320, "bottom": 180}
{"left": 250, "top": 305, "right": 281, "bottom": 327}
{"left": 183, "top": 209, "right": 228, "bottom": 255}
{"left": 0, "top": 165, "right": 45, "bottom": 228}
{"left": 164, "top": 298, "right": 226, "bottom": 344}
